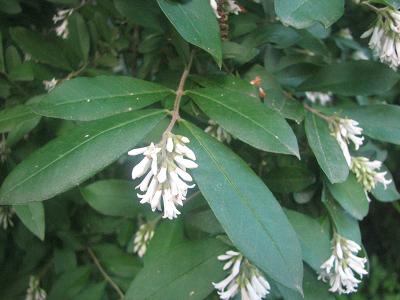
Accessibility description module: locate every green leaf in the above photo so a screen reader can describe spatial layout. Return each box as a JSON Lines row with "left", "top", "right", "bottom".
{"left": 275, "top": 0, "right": 344, "bottom": 29}
{"left": 10, "top": 27, "right": 72, "bottom": 70}
{"left": 68, "top": 12, "right": 90, "bottom": 63}
{"left": 125, "top": 239, "right": 228, "bottom": 300}
{"left": 114, "top": 0, "right": 163, "bottom": 31}
{"left": 322, "top": 188, "right": 361, "bottom": 244}
{"left": 372, "top": 165, "right": 400, "bottom": 202}
{"left": 0, "top": 105, "right": 38, "bottom": 133}
{"left": 265, "top": 166, "right": 316, "bottom": 193}
{"left": 187, "top": 88, "right": 300, "bottom": 157}
{"left": 326, "top": 174, "right": 369, "bottom": 220}
{"left": 0, "top": 109, "right": 167, "bottom": 205}
{"left": 48, "top": 267, "right": 91, "bottom": 300}
{"left": 285, "top": 209, "right": 331, "bottom": 271}
{"left": 341, "top": 104, "right": 400, "bottom": 145}
{"left": 32, "top": 76, "right": 172, "bottom": 121}
{"left": 81, "top": 180, "right": 139, "bottom": 218}
{"left": 0, "top": 0, "right": 21, "bottom": 14}
{"left": 222, "top": 41, "right": 259, "bottom": 65}
{"left": 299, "top": 61, "right": 399, "bottom": 96}
{"left": 71, "top": 282, "right": 106, "bottom": 300}
{"left": 305, "top": 112, "right": 349, "bottom": 183}
{"left": 14, "top": 202, "right": 45, "bottom": 240}
{"left": 181, "top": 121, "right": 303, "bottom": 293}
{"left": 157, "top": 0, "right": 222, "bottom": 65}
{"left": 0, "top": 32, "right": 5, "bottom": 73}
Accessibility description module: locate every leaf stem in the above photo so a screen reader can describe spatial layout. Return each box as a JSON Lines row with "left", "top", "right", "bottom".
{"left": 87, "top": 247, "right": 124, "bottom": 299}
{"left": 164, "top": 50, "right": 195, "bottom": 134}
{"left": 303, "top": 103, "right": 333, "bottom": 123}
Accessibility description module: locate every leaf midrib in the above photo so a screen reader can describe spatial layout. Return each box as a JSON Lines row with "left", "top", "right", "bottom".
{"left": 1, "top": 110, "right": 164, "bottom": 198}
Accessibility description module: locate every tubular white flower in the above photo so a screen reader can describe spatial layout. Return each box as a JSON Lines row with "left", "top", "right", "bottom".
{"left": 0, "top": 206, "right": 14, "bottom": 230}
{"left": 53, "top": 8, "right": 74, "bottom": 39}
{"left": 305, "top": 91, "right": 333, "bottom": 106}
{"left": 330, "top": 118, "right": 364, "bottom": 166}
{"left": 209, "top": 0, "right": 243, "bottom": 18}
{"left": 25, "top": 276, "right": 46, "bottom": 300}
{"left": 133, "top": 223, "right": 155, "bottom": 258}
{"left": 351, "top": 156, "right": 392, "bottom": 194}
{"left": 361, "top": 6, "right": 400, "bottom": 70}
{"left": 210, "top": 0, "right": 220, "bottom": 18}
{"left": 318, "top": 234, "right": 368, "bottom": 295}
{"left": 43, "top": 78, "right": 58, "bottom": 91}
{"left": 213, "top": 250, "right": 271, "bottom": 300}
{"left": 205, "top": 120, "right": 232, "bottom": 143}
{"left": 128, "top": 133, "right": 197, "bottom": 219}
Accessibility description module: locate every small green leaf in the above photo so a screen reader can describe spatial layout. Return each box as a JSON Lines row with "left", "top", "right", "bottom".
{"left": 187, "top": 88, "right": 300, "bottom": 157}
{"left": 125, "top": 239, "right": 228, "bottom": 300}
{"left": 285, "top": 209, "right": 331, "bottom": 271}
{"left": 32, "top": 76, "right": 172, "bottom": 121}
{"left": 81, "top": 180, "right": 139, "bottom": 218}
{"left": 68, "top": 12, "right": 90, "bottom": 63}
{"left": 48, "top": 267, "right": 91, "bottom": 300}
{"left": 341, "top": 104, "right": 400, "bottom": 145}
{"left": 265, "top": 166, "right": 316, "bottom": 193}
{"left": 299, "top": 61, "right": 399, "bottom": 96}
{"left": 0, "top": 110, "right": 167, "bottom": 205}
{"left": 322, "top": 188, "right": 361, "bottom": 244}
{"left": 305, "top": 112, "right": 349, "bottom": 183}
{"left": 14, "top": 202, "right": 45, "bottom": 240}
{"left": 275, "top": 0, "right": 344, "bottom": 29}
{"left": 0, "top": 0, "right": 21, "bottom": 14}
{"left": 157, "top": 0, "right": 222, "bottom": 65}
{"left": 71, "top": 282, "right": 106, "bottom": 300}
{"left": 326, "top": 174, "right": 369, "bottom": 220}
{"left": 181, "top": 121, "right": 303, "bottom": 293}
{"left": 0, "top": 105, "right": 38, "bottom": 133}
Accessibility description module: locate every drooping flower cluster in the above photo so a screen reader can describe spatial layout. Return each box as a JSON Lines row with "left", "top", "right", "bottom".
{"left": 205, "top": 120, "right": 232, "bottom": 143}
{"left": 25, "top": 276, "right": 46, "bottom": 300}
{"left": 213, "top": 250, "right": 271, "bottom": 300}
{"left": 250, "top": 76, "right": 266, "bottom": 98}
{"left": 53, "top": 8, "right": 74, "bottom": 39}
{"left": 305, "top": 91, "right": 333, "bottom": 106}
{"left": 361, "top": 6, "right": 400, "bottom": 70}
{"left": 128, "top": 133, "right": 198, "bottom": 219}
{"left": 210, "top": 0, "right": 243, "bottom": 18}
{"left": 0, "top": 206, "right": 14, "bottom": 230}
{"left": 318, "top": 234, "right": 368, "bottom": 294}
{"left": 43, "top": 78, "right": 59, "bottom": 92}
{"left": 329, "top": 118, "right": 364, "bottom": 166}
{"left": 351, "top": 156, "right": 392, "bottom": 195}
{"left": 133, "top": 223, "right": 155, "bottom": 257}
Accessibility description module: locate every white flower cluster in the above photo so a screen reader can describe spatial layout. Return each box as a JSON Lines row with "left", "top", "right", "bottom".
{"left": 361, "top": 6, "right": 400, "bottom": 70}
{"left": 330, "top": 118, "right": 364, "bottom": 167}
{"left": 128, "top": 133, "right": 198, "bottom": 219}
{"left": 305, "top": 91, "right": 333, "bottom": 106}
{"left": 0, "top": 206, "right": 14, "bottom": 230}
{"left": 319, "top": 234, "right": 368, "bottom": 294}
{"left": 133, "top": 223, "right": 155, "bottom": 257}
{"left": 25, "top": 276, "right": 46, "bottom": 300}
{"left": 43, "top": 78, "right": 59, "bottom": 92}
{"left": 351, "top": 156, "right": 392, "bottom": 196}
{"left": 213, "top": 250, "right": 271, "bottom": 300}
{"left": 205, "top": 120, "right": 232, "bottom": 143}
{"left": 53, "top": 8, "right": 74, "bottom": 39}
{"left": 210, "top": 0, "right": 243, "bottom": 18}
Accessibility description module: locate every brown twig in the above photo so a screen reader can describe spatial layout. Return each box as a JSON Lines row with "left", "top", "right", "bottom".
{"left": 303, "top": 103, "right": 333, "bottom": 123}
{"left": 87, "top": 247, "right": 124, "bottom": 299}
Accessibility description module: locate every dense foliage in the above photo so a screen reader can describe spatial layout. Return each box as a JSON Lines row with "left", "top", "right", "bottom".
{"left": 0, "top": 0, "right": 399, "bottom": 299}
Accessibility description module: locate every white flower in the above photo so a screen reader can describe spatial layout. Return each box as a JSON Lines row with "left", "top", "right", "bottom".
{"left": 338, "top": 28, "right": 353, "bottom": 40}
{"left": 210, "top": 0, "right": 220, "bottom": 18}
{"left": 318, "top": 234, "right": 368, "bottom": 295}
{"left": 330, "top": 118, "right": 364, "bottom": 167}
{"left": 352, "top": 50, "right": 369, "bottom": 61}
{"left": 0, "top": 206, "right": 14, "bottom": 230}
{"left": 25, "top": 276, "right": 46, "bottom": 300}
{"left": 210, "top": 0, "right": 243, "bottom": 18}
{"left": 205, "top": 120, "right": 232, "bottom": 143}
{"left": 213, "top": 250, "right": 271, "bottom": 300}
{"left": 361, "top": 7, "right": 400, "bottom": 70}
{"left": 351, "top": 157, "right": 392, "bottom": 195}
{"left": 133, "top": 223, "right": 155, "bottom": 257}
{"left": 250, "top": 76, "right": 266, "bottom": 98}
{"left": 128, "top": 133, "right": 198, "bottom": 219}
{"left": 43, "top": 78, "right": 58, "bottom": 92}
{"left": 305, "top": 91, "right": 333, "bottom": 106}
{"left": 53, "top": 8, "right": 74, "bottom": 39}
